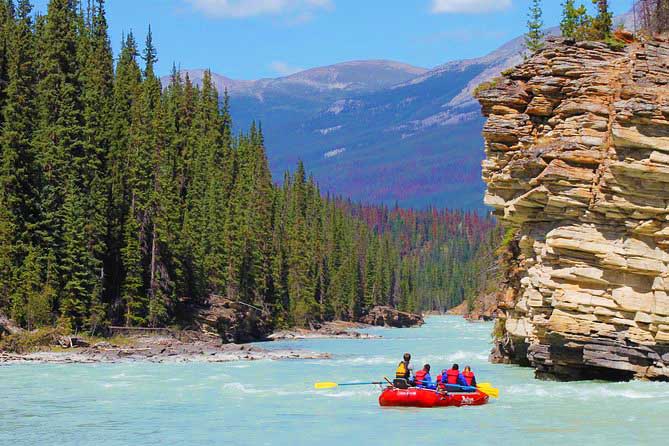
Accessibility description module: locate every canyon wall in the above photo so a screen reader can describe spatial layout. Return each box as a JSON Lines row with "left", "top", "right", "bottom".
{"left": 477, "top": 37, "right": 669, "bottom": 380}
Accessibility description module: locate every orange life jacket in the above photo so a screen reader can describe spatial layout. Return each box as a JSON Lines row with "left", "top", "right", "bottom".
{"left": 414, "top": 369, "right": 428, "bottom": 386}
{"left": 463, "top": 370, "right": 475, "bottom": 386}
{"left": 446, "top": 369, "right": 459, "bottom": 384}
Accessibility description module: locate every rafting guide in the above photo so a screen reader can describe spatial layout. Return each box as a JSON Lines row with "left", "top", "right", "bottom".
{"left": 314, "top": 352, "right": 499, "bottom": 407}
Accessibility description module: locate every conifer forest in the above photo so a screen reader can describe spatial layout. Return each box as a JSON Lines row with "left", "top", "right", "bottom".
{"left": 0, "top": 0, "right": 500, "bottom": 332}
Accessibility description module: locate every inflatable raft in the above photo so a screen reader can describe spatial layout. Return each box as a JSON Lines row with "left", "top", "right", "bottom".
{"left": 379, "top": 387, "right": 489, "bottom": 408}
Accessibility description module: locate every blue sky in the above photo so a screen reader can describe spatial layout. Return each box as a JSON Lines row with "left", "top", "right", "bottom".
{"left": 34, "top": 0, "right": 635, "bottom": 79}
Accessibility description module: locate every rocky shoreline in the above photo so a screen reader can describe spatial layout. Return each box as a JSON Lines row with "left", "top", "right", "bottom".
{"left": 0, "top": 320, "right": 384, "bottom": 365}
{"left": 0, "top": 332, "right": 331, "bottom": 365}
{"left": 1, "top": 305, "right": 423, "bottom": 365}
{"left": 268, "top": 321, "right": 381, "bottom": 340}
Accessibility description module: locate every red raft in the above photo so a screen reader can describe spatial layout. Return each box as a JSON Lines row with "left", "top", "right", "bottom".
{"left": 379, "top": 387, "right": 489, "bottom": 408}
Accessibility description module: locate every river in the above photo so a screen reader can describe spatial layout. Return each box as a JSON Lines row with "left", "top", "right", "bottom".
{"left": 1, "top": 316, "right": 667, "bottom": 445}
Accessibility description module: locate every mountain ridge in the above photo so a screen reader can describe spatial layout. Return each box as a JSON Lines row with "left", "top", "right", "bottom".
{"left": 161, "top": 11, "right": 633, "bottom": 209}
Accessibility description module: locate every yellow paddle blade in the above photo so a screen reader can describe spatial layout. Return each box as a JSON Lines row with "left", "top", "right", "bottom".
{"left": 314, "top": 382, "right": 338, "bottom": 389}
{"left": 477, "top": 383, "right": 500, "bottom": 399}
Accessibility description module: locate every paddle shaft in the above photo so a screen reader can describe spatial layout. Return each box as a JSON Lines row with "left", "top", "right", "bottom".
{"left": 338, "top": 381, "right": 383, "bottom": 386}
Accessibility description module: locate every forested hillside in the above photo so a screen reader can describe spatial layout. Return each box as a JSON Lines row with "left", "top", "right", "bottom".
{"left": 0, "top": 0, "right": 499, "bottom": 333}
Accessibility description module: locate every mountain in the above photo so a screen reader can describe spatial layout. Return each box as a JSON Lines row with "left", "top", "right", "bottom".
{"left": 163, "top": 12, "right": 633, "bottom": 209}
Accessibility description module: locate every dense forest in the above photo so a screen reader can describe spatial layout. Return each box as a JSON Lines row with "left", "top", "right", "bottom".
{"left": 0, "top": 0, "right": 499, "bottom": 333}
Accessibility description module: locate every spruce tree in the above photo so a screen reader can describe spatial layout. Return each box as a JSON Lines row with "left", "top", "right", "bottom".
{"left": 591, "top": 0, "right": 612, "bottom": 39}
{"left": 0, "top": 0, "right": 14, "bottom": 128}
{"left": 525, "top": 0, "right": 545, "bottom": 54}
{"left": 1, "top": 0, "right": 38, "bottom": 250}
{"left": 79, "top": 0, "right": 114, "bottom": 328}
{"left": 108, "top": 32, "right": 141, "bottom": 321}
{"left": 33, "top": 0, "right": 86, "bottom": 328}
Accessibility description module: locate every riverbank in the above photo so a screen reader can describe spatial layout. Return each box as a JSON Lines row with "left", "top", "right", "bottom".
{"left": 268, "top": 321, "right": 380, "bottom": 340}
{"left": 0, "top": 306, "right": 424, "bottom": 364}
{"left": 0, "top": 320, "right": 379, "bottom": 365}
{"left": 0, "top": 330, "right": 331, "bottom": 365}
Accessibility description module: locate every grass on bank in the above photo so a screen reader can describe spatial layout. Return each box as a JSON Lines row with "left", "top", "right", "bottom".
{"left": 0, "top": 326, "right": 136, "bottom": 354}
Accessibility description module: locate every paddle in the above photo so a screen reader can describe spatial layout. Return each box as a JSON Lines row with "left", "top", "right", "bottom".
{"left": 314, "top": 381, "right": 383, "bottom": 389}
{"left": 476, "top": 382, "right": 500, "bottom": 398}
{"left": 422, "top": 381, "right": 499, "bottom": 398}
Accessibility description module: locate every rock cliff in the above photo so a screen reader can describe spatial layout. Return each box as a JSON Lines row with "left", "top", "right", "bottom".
{"left": 359, "top": 306, "right": 424, "bottom": 328}
{"left": 477, "top": 37, "right": 669, "bottom": 381}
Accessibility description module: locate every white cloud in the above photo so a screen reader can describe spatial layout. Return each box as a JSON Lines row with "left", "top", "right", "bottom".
{"left": 187, "top": 0, "right": 333, "bottom": 18}
{"left": 431, "top": 0, "right": 511, "bottom": 14}
{"left": 324, "top": 148, "right": 346, "bottom": 158}
{"left": 269, "top": 60, "right": 304, "bottom": 76}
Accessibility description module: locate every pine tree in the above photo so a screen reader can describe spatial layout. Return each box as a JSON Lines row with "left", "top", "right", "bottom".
{"left": 561, "top": 0, "right": 590, "bottom": 39}
{"left": 1, "top": 0, "right": 38, "bottom": 251}
{"left": 79, "top": 0, "right": 114, "bottom": 328}
{"left": 33, "top": 0, "right": 86, "bottom": 328}
{"left": 106, "top": 32, "right": 141, "bottom": 319}
{"left": 0, "top": 190, "right": 14, "bottom": 312}
{"left": 121, "top": 28, "right": 161, "bottom": 326}
{"left": 591, "top": 0, "right": 612, "bottom": 39}
{"left": 525, "top": 0, "right": 545, "bottom": 54}
{"left": 0, "top": 0, "right": 14, "bottom": 128}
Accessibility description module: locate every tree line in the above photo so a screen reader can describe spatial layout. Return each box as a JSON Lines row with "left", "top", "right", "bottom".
{"left": 525, "top": 0, "right": 615, "bottom": 54}
{"left": 526, "top": 1, "right": 669, "bottom": 55}
{"left": 0, "top": 0, "right": 499, "bottom": 332}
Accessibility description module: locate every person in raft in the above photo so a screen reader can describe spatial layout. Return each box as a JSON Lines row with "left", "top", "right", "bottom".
{"left": 414, "top": 364, "right": 436, "bottom": 389}
{"left": 438, "top": 363, "right": 470, "bottom": 392}
{"left": 463, "top": 365, "right": 477, "bottom": 387}
{"left": 395, "top": 353, "right": 414, "bottom": 385}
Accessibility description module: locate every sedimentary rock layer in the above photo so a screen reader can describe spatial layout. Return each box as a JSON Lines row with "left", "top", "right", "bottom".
{"left": 477, "top": 37, "right": 669, "bottom": 380}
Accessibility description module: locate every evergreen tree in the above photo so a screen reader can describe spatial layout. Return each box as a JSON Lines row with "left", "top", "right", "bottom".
{"left": 525, "top": 0, "right": 545, "bottom": 54}
{"left": 0, "top": 0, "right": 14, "bottom": 128}
{"left": 561, "top": 0, "right": 590, "bottom": 39}
{"left": 0, "top": 6, "right": 502, "bottom": 332}
{"left": 591, "top": 0, "right": 612, "bottom": 39}
{"left": 33, "top": 0, "right": 86, "bottom": 328}
{"left": 1, "top": 0, "right": 37, "bottom": 252}
{"left": 79, "top": 0, "right": 114, "bottom": 328}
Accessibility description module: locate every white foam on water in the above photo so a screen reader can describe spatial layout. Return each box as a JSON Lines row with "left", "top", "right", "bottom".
{"left": 423, "top": 350, "right": 489, "bottom": 363}
{"left": 319, "top": 355, "right": 395, "bottom": 366}
{"left": 221, "top": 382, "right": 263, "bottom": 394}
{"left": 505, "top": 382, "right": 668, "bottom": 401}
{"left": 321, "top": 388, "right": 379, "bottom": 398}
{"left": 102, "top": 382, "right": 132, "bottom": 389}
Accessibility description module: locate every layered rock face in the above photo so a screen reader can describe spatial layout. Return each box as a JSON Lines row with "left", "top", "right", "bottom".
{"left": 477, "top": 37, "right": 669, "bottom": 380}
{"left": 359, "top": 306, "right": 424, "bottom": 328}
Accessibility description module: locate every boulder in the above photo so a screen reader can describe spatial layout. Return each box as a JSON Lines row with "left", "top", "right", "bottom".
{"left": 190, "top": 295, "right": 272, "bottom": 344}
{"left": 0, "top": 313, "right": 23, "bottom": 337}
{"left": 360, "top": 306, "right": 424, "bottom": 328}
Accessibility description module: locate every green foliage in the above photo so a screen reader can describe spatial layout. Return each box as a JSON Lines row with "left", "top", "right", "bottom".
{"left": 525, "top": 0, "right": 546, "bottom": 54}
{"left": 0, "top": 325, "right": 69, "bottom": 353}
{"left": 603, "top": 34, "right": 627, "bottom": 50}
{"left": 492, "top": 317, "right": 507, "bottom": 340}
{"left": 560, "top": 0, "right": 612, "bottom": 41}
{"left": 591, "top": 0, "right": 612, "bottom": 40}
{"left": 561, "top": 0, "right": 591, "bottom": 39}
{"left": 473, "top": 77, "right": 501, "bottom": 97}
{"left": 0, "top": 1, "right": 500, "bottom": 332}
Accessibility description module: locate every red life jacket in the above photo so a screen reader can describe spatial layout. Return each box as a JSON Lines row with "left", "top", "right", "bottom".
{"left": 414, "top": 369, "right": 428, "bottom": 386}
{"left": 446, "top": 369, "right": 459, "bottom": 384}
{"left": 463, "top": 370, "right": 475, "bottom": 386}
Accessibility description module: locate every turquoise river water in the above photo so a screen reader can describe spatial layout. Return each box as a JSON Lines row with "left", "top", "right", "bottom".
{"left": 1, "top": 316, "right": 668, "bottom": 445}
